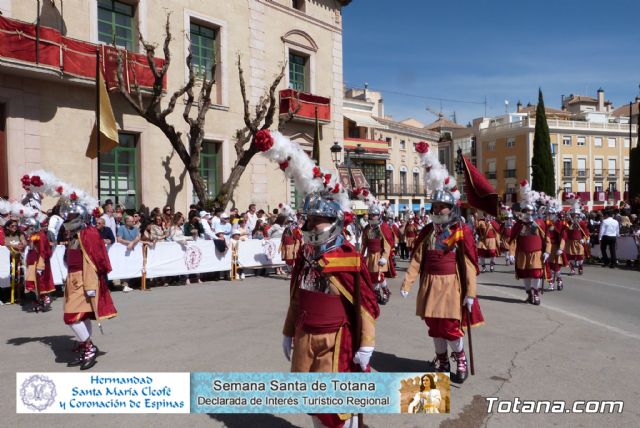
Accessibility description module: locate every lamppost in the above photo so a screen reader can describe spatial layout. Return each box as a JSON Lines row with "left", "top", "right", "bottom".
{"left": 330, "top": 141, "right": 342, "bottom": 169}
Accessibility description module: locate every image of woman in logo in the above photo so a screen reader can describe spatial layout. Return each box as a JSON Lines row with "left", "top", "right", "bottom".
{"left": 407, "top": 374, "right": 442, "bottom": 413}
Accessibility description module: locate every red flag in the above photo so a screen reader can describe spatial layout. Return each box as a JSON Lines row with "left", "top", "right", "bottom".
{"left": 461, "top": 156, "right": 499, "bottom": 216}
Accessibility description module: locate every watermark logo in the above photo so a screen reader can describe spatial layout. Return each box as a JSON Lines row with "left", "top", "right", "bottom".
{"left": 20, "top": 375, "right": 57, "bottom": 412}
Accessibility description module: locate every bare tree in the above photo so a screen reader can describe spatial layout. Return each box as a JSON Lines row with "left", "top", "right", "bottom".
{"left": 114, "top": 14, "right": 295, "bottom": 209}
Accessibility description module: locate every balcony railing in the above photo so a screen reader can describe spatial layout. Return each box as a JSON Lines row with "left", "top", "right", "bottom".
{"left": 503, "top": 169, "right": 517, "bottom": 178}
{"left": 480, "top": 117, "right": 634, "bottom": 135}
{"left": 486, "top": 172, "right": 497, "bottom": 180}
{"left": 608, "top": 169, "right": 619, "bottom": 178}
{"left": 562, "top": 169, "right": 573, "bottom": 178}
{"left": 0, "top": 16, "right": 166, "bottom": 91}
{"left": 279, "top": 89, "right": 331, "bottom": 124}
{"left": 593, "top": 191, "right": 607, "bottom": 202}
{"left": 576, "top": 169, "right": 589, "bottom": 179}
{"left": 606, "top": 191, "right": 621, "bottom": 200}
{"left": 386, "top": 184, "right": 425, "bottom": 196}
{"left": 593, "top": 169, "right": 604, "bottom": 178}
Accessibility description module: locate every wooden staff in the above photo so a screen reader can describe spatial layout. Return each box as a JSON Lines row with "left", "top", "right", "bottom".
{"left": 457, "top": 238, "right": 475, "bottom": 376}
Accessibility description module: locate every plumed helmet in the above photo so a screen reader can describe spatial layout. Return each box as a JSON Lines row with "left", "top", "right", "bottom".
{"left": 368, "top": 205, "right": 382, "bottom": 217}
{"left": 301, "top": 192, "right": 344, "bottom": 247}
{"left": 429, "top": 189, "right": 457, "bottom": 207}
{"left": 60, "top": 199, "right": 90, "bottom": 234}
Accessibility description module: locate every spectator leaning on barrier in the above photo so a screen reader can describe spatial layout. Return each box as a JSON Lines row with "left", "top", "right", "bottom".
{"left": 215, "top": 213, "right": 232, "bottom": 239}
{"left": 199, "top": 210, "right": 216, "bottom": 240}
{"left": 144, "top": 215, "right": 169, "bottom": 244}
{"left": 101, "top": 201, "right": 116, "bottom": 238}
{"left": 4, "top": 219, "right": 26, "bottom": 251}
{"left": 246, "top": 204, "right": 258, "bottom": 232}
{"left": 117, "top": 216, "right": 141, "bottom": 292}
{"left": 96, "top": 217, "right": 115, "bottom": 245}
{"left": 184, "top": 212, "right": 205, "bottom": 240}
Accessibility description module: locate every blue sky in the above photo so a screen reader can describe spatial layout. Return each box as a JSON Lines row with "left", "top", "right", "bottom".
{"left": 342, "top": 0, "right": 640, "bottom": 125}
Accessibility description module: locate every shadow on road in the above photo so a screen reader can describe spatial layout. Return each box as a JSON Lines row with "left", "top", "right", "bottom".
{"left": 370, "top": 350, "right": 433, "bottom": 372}
{"left": 7, "top": 335, "right": 80, "bottom": 364}
{"left": 477, "top": 294, "right": 524, "bottom": 305}
{"left": 209, "top": 414, "right": 300, "bottom": 428}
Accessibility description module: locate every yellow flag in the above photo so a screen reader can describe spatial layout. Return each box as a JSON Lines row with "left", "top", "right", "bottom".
{"left": 86, "top": 68, "right": 119, "bottom": 159}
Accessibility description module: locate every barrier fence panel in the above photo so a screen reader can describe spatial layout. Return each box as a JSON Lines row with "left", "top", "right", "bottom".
{"left": 145, "top": 240, "right": 233, "bottom": 279}
{"left": 236, "top": 238, "right": 285, "bottom": 268}
{"left": 0, "top": 246, "right": 10, "bottom": 288}
{"left": 590, "top": 236, "right": 639, "bottom": 261}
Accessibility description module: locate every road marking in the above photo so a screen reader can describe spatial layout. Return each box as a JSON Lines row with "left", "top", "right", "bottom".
{"left": 478, "top": 283, "right": 640, "bottom": 341}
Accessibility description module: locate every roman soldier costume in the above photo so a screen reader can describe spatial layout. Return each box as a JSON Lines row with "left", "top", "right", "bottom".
{"left": 404, "top": 217, "right": 419, "bottom": 255}
{"left": 508, "top": 181, "right": 552, "bottom": 305}
{"left": 543, "top": 205, "right": 568, "bottom": 291}
{"left": 279, "top": 205, "right": 302, "bottom": 272}
{"left": 401, "top": 143, "right": 483, "bottom": 384}
{"left": 25, "top": 227, "right": 55, "bottom": 312}
{"left": 499, "top": 208, "right": 515, "bottom": 265}
{"left": 361, "top": 205, "right": 394, "bottom": 305}
{"left": 565, "top": 203, "right": 589, "bottom": 275}
{"left": 261, "top": 131, "right": 380, "bottom": 428}
{"left": 476, "top": 214, "right": 501, "bottom": 272}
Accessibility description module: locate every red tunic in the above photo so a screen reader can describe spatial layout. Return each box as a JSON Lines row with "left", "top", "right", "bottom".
{"left": 380, "top": 222, "right": 397, "bottom": 278}
{"left": 25, "top": 231, "right": 55, "bottom": 295}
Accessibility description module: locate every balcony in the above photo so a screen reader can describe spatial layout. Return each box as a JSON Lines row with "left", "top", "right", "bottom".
{"left": 343, "top": 138, "right": 389, "bottom": 155}
{"left": 593, "top": 169, "right": 604, "bottom": 178}
{"left": 593, "top": 191, "right": 607, "bottom": 202}
{"left": 562, "top": 168, "right": 573, "bottom": 178}
{"left": 486, "top": 172, "right": 497, "bottom": 180}
{"left": 279, "top": 89, "right": 331, "bottom": 124}
{"left": 576, "top": 191, "right": 591, "bottom": 202}
{"left": 575, "top": 169, "right": 589, "bottom": 179}
{"left": 607, "top": 169, "right": 619, "bottom": 178}
{"left": 0, "top": 15, "right": 166, "bottom": 91}
{"left": 503, "top": 169, "right": 517, "bottom": 178}
{"left": 386, "top": 184, "right": 425, "bottom": 196}
{"left": 606, "top": 191, "right": 621, "bottom": 201}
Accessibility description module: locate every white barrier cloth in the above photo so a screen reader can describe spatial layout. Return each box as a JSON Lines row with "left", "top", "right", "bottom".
{"left": 145, "top": 240, "right": 232, "bottom": 278}
{"left": 590, "top": 236, "right": 638, "bottom": 261}
{"left": 0, "top": 246, "right": 10, "bottom": 288}
{"left": 236, "top": 238, "right": 285, "bottom": 268}
{"left": 16, "top": 373, "right": 190, "bottom": 413}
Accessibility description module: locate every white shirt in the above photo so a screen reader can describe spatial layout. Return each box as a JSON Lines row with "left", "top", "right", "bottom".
{"left": 101, "top": 214, "right": 117, "bottom": 238}
{"left": 47, "top": 214, "right": 64, "bottom": 240}
{"left": 599, "top": 217, "right": 620, "bottom": 240}
{"left": 200, "top": 218, "right": 216, "bottom": 240}
{"left": 246, "top": 212, "right": 258, "bottom": 231}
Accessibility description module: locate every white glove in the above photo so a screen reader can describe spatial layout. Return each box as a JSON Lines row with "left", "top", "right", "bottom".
{"left": 556, "top": 249, "right": 563, "bottom": 255}
{"left": 580, "top": 239, "right": 585, "bottom": 244}
{"left": 400, "top": 290, "right": 409, "bottom": 298}
{"left": 282, "top": 336, "right": 293, "bottom": 361}
{"left": 509, "top": 255, "right": 515, "bottom": 263}
{"left": 465, "top": 297, "right": 474, "bottom": 313}
{"left": 378, "top": 257, "right": 387, "bottom": 266}
{"left": 85, "top": 290, "right": 96, "bottom": 297}
{"left": 543, "top": 253, "right": 549, "bottom": 263}
{"left": 353, "top": 346, "right": 374, "bottom": 371}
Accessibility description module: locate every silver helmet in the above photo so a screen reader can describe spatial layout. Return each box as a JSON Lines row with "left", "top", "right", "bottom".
{"left": 61, "top": 199, "right": 90, "bottom": 234}
{"left": 368, "top": 205, "right": 382, "bottom": 217}
{"left": 520, "top": 203, "right": 535, "bottom": 223}
{"left": 300, "top": 192, "right": 344, "bottom": 247}
{"left": 429, "top": 189, "right": 459, "bottom": 225}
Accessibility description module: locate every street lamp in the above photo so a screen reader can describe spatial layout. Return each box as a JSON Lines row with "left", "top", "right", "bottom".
{"left": 330, "top": 141, "right": 342, "bottom": 169}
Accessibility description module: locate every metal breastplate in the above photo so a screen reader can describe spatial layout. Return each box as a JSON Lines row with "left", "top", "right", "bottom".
{"left": 299, "top": 245, "right": 332, "bottom": 293}
{"left": 68, "top": 238, "right": 80, "bottom": 250}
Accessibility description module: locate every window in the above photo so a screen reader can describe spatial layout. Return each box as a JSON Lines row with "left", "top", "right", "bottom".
{"left": 595, "top": 182, "right": 603, "bottom": 192}
{"left": 99, "top": 133, "right": 138, "bottom": 209}
{"left": 487, "top": 161, "right": 496, "bottom": 179}
{"left": 594, "top": 137, "right": 602, "bottom": 147}
{"left": 385, "top": 169, "right": 393, "bottom": 189}
{"left": 399, "top": 139, "right": 406, "bottom": 150}
{"left": 190, "top": 22, "right": 217, "bottom": 80}
{"left": 399, "top": 171, "right": 407, "bottom": 194}
{"left": 608, "top": 182, "right": 617, "bottom": 192}
{"left": 292, "top": 0, "right": 305, "bottom": 11}
{"left": 563, "top": 160, "right": 572, "bottom": 177}
{"left": 624, "top": 158, "right": 629, "bottom": 177}
{"left": 624, "top": 137, "right": 630, "bottom": 148}
{"left": 347, "top": 120, "right": 360, "bottom": 139}
{"left": 608, "top": 159, "right": 616, "bottom": 176}
{"left": 564, "top": 182, "right": 572, "bottom": 193}
{"left": 506, "top": 137, "right": 515, "bottom": 148}
{"left": 577, "top": 136, "right": 585, "bottom": 146}
{"left": 505, "top": 158, "right": 516, "bottom": 178}
{"left": 562, "top": 136, "right": 571, "bottom": 146}
{"left": 594, "top": 158, "right": 603, "bottom": 176}
{"left": 98, "top": 0, "right": 135, "bottom": 50}
{"left": 385, "top": 137, "right": 392, "bottom": 147}
{"left": 199, "top": 141, "right": 220, "bottom": 198}
{"left": 578, "top": 182, "right": 586, "bottom": 192}
{"left": 413, "top": 172, "right": 420, "bottom": 193}
{"left": 608, "top": 137, "right": 616, "bottom": 148}
{"left": 488, "top": 141, "right": 496, "bottom": 151}
{"left": 577, "top": 158, "right": 587, "bottom": 177}
{"left": 289, "top": 52, "right": 307, "bottom": 92}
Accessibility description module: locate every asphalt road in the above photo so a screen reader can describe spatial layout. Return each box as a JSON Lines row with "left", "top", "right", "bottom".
{"left": 2, "top": 259, "right": 639, "bottom": 428}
